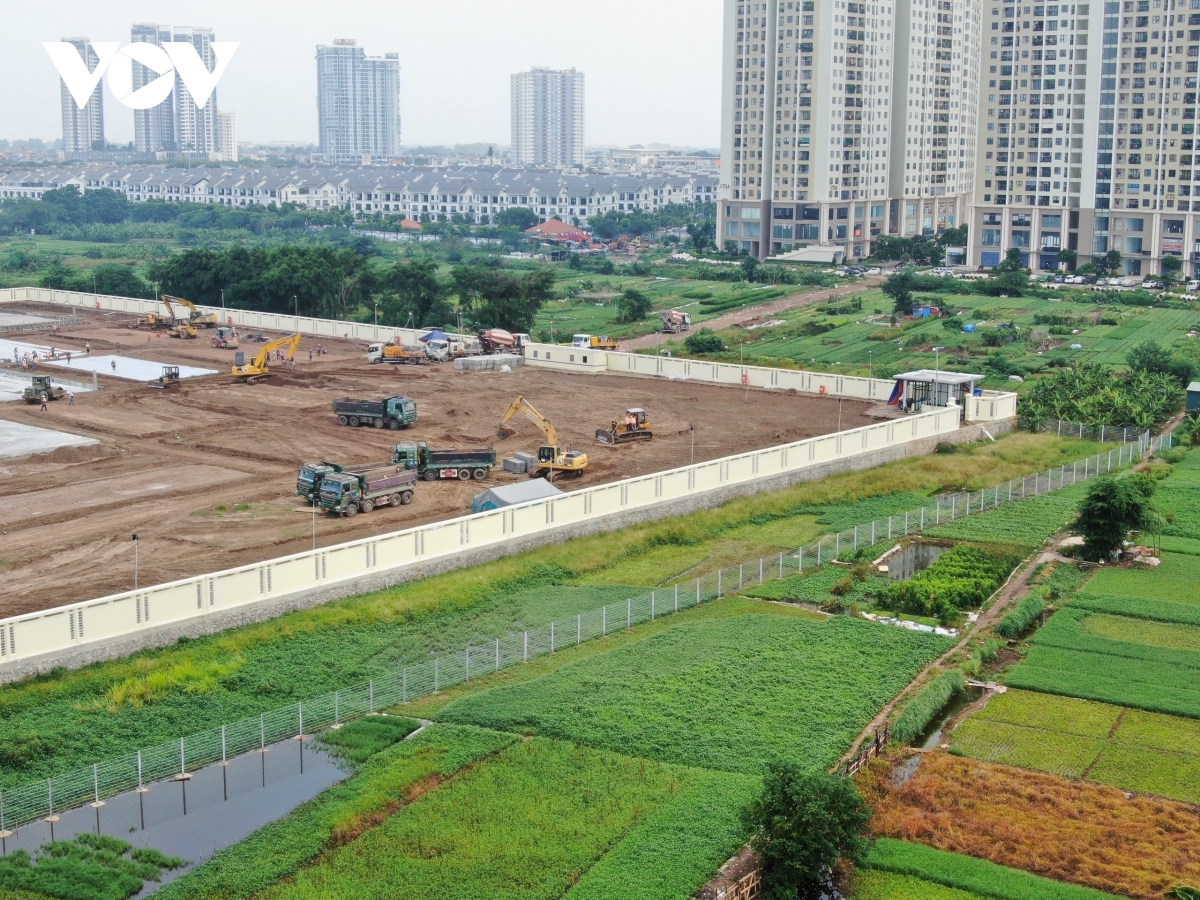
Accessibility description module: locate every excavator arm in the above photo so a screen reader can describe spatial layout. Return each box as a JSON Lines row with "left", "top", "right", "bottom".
{"left": 495, "top": 395, "right": 558, "bottom": 445}
{"left": 160, "top": 294, "right": 178, "bottom": 322}
{"left": 252, "top": 333, "right": 303, "bottom": 370}
{"left": 165, "top": 295, "right": 197, "bottom": 316}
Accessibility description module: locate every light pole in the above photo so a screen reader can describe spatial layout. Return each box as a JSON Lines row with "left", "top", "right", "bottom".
{"left": 294, "top": 295, "right": 299, "bottom": 331}
{"left": 312, "top": 499, "right": 317, "bottom": 552}
{"left": 373, "top": 300, "right": 378, "bottom": 328}
{"left": 221, "top": 289, "right": 225, "bottom": 311}
{"left": 933, "top": 346, "right": 944, "bottom": 407}
{"left": 869, "top": 350, "right": 874, "bottom": 381}
{"left": 690, "top": 425, "right": 696, "bottom": 465}
{"left": 838, "top": 398, "right": 843, "bottom": 433}
{"left": 132, "top": 533, "right": 139, "bottom": 589}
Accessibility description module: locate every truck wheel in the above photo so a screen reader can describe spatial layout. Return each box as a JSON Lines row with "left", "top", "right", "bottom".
{"left": 472, "top": 468, "right": 488, "bottom": 481}
{"left": 348, "top": 416, "right": 360, "bottom": 428}
{"left": 387, "top": 419, "right": 400, "bottom": 431}
{"left": 373, "top": 418, "right": 385, "bottom": 429}
{"left": 390, "top": 493, "right": 403, "bottom": 507}
{"left": 401, "top": 491, "right": 414, "bottom": 505}
{"left": 423, "top": 469, "right": 439, "bottom": 481}
{"left": 337, "top": 416, "right": 348, "bottom": 426}
{"left": 457, "top": 469, "right": 472, "bottom": 481}
{"left": 361, "top": 499, "right": 375, "bottom": 513}
{"left": 344, "top": 505, "right": 358, "bottom": 518}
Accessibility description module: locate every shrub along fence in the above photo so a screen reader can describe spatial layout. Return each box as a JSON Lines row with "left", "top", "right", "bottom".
{"left": 0, "top": 432, "right": 1167, "bottom": 833}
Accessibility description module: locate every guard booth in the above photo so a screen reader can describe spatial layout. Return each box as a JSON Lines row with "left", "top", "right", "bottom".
{"left": 1188, "top": 382, "right": 1200, "bottom": 414}
{"left": 888, "top": 370, "right": 984, "bottom": 422}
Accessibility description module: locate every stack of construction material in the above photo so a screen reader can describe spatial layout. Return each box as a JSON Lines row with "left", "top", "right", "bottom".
{"left": 503, "top": 451, "right": 539, "bottom": 474}
{"left": 454, "top": 354, "right": 524, "bottom": 372}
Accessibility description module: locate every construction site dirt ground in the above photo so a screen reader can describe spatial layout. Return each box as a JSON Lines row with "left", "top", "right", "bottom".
{"left": 0, "top": 303, "right": 885, "bottom": 617}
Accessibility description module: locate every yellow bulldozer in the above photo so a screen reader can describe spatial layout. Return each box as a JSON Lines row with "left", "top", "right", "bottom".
{"left": 596, "top": 408, "right": 653, "bottom": 445}
{"left": 496, "top": 395, "right": 588, "bottom": 480}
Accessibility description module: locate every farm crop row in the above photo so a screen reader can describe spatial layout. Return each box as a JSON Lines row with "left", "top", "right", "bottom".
{"left": 439, "top": 616, "right": 953, "bottom": 775}
{"left": 863, "top": 839, "right": 1125, "bottom": 900}
{"left": 923, "top": 487, "right": 1087, "bottom": 549}
{"left": 951, "top": 689, "right": 1200, "bottom": 804}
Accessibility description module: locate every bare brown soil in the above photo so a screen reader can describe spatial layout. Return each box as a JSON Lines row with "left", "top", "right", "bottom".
{"left": 0, "top": 304, "right": 880, "bottom": 616}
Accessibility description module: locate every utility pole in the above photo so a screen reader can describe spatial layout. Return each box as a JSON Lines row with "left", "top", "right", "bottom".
{"left": 132, "top": 533, "right": 139, "bottom": 589}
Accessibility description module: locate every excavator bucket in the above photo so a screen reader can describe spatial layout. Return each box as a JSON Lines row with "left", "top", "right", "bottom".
{"left": 496, "top": 424, "right": 517, "bottom": 440}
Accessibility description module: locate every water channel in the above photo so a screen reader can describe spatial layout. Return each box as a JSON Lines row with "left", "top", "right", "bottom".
{"left": 0, "top": 735, "right": 349, "bottom": 896}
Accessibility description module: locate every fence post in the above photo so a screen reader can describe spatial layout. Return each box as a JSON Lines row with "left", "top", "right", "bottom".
{"left": 718, "top": 570, "right": 723, "bottom": 595}
{"left": 180, "top": 737, "right": 186, "bottom": 776}
{"left": 627, "top": 598, "right": 632, "bottom": 628}
{"left": 675, "top": 584, "right": 679, "bottom": 612}
{"left": 465, "top": 647, "right": 470, "bottom": 680}
{"left": 779, "top": 552, "right": 785, "bottom": 579}
{"left": 93, "top": 764, "right": 99, "bottom": 805}
{"left": 137, "top": 750, "right": 143, "bottom": 790}
{"left": 835, "top": 533, "right": 840, "bottom": 559}
{"left": 369, "top": 680, "right": 374, "bottom": 714}
{"left": 403, "top": 669, "right": 407, "bottom": 703}
{"left": 921, "top": 507, "right": 925, "bottom": 530}
{"left": 298, "top": 703, "right": 303, "bottom": 739}
{"left": 551, "top": 623, "right": 555, "bottom": 653}
{"left": 434, "top": 659, "right": 439, "bottom": 692}
{"left": 577, "top": 615, "right": 582, "bottom": 645}
{"left": 935, "top": 500, "right": 940, "bottom": 525}
{"left": 523, "top": 632, "right": 529, "bottom": 662}
{"left": 222, "top": 724, "right": 228, "bottom": 761}
{"left": 817, "top": 540, "right": 822, "bottom": 566}
{"left": 260, "top": 713, "right": 265, "bottom": 750}
{"left": 871, "top": 521, "right": 875, "bottom": 546}
{"left": 603, "top": 606, "right": 607, "bottom": 634}
{"left": 854, "top": 526, "right": 858, "bottom": 552}
{"left": 759, "top": 558, "right": 764, "bottom": 584}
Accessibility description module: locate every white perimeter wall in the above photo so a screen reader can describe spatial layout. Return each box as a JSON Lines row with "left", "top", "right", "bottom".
{"left": 0, "top": 287, "right": 1014, "bottom": 673}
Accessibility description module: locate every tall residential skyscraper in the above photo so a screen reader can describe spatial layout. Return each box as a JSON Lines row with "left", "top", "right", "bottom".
{"left": 717, "top": 0, "right": 978, "bottom": 261}
{"left": 217, "top": 111, "right": 238, "bottom": 162}
{"left": 316, "top": 40, "right": 401, "bottom": 164}
{"left": 966, "top": 1, "right": 1200, "bottom": 280}
{"left": 130, "top": 23, "right": 176, "bottom": 154}
{"left": 173, "top": 27, "right": 221, "bottom": 159}
{"left": 511, "top": 68, "right": 585, "bottom": 167}
{"left": 59, "top": 37, "right": 105, "bottom": 158}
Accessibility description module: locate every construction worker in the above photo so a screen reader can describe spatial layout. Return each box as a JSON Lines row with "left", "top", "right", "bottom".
{"left": 68, "top": 391, "right": 75, "bottom": 406}
{"left": 111, "top": 360, "right": 117, "bottom": 373}
{"left": 39, "top": 397, "right": 47, "bottom": 411}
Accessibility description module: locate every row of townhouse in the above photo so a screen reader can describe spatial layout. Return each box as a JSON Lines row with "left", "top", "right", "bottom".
{"left": 0, "top": 165, "right": 719, "bottom": 227}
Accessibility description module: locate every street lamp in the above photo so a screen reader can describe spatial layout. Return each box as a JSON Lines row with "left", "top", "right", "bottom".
{"left": 373, "top": 300, "right": 378, "bottom": 328}
{"left": 869, "top": 350, "right": 874, "bottom": 381}
{"left": 132, "top": 533, "right": 139, "bottom": 589}
{"left": 294, "top": 295, "right": 299, "bottom": 330}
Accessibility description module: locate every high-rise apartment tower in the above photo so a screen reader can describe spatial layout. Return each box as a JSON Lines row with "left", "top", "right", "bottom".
{"left": 316, "top": 40, "right": 401, "bottom": 164}
{"left": 511, "top": 68, "right": 585, "bottom": 167}
{"left": 717, "top": 0, "right": 979, "bottom": 261}
{"left": 130, "top": 24, "right": 176, "bottom": 154}
{"left": 59, "top": 37, "right": 105, "bottom": 158}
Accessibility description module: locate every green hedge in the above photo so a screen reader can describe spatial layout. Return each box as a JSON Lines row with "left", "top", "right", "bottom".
{"left": 865, "top": 839, "right": 1125, "bottom": 900}
{"left": 892, "top": 670, "right": 966, "bottom": 745}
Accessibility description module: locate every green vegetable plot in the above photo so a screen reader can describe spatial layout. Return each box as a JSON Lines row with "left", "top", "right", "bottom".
{"left": 439, "top": 616, "right": 952, "bottom": 774}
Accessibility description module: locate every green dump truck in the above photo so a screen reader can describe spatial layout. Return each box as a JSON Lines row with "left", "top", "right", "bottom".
{"left": 318, "top": 466, "right": 418, "bottom": 517}
{"left": 332, "top": 396, "right": 418, "bottom": 430}
{"left": 392, "top": 441, "right": 497, "bottom": 481}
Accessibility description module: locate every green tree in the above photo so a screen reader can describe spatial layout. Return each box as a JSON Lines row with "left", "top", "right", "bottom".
{"left": 741, "top": 255, "right": 761, "bottom": 280}
{"left": 616, "top": 288, "right": 652, "bottom": 323}
{"left": 882, "top": 268, "right": 917, "bottom": 315}
{"left": 742, "top": 766, "right": 872, "bottom": 900}
{"left": 494, "top": 207, "right": 540, "bottom": 230}
{"left": 381, "top": 258, "right": 449, "bottom": 328}
{"left": 1058, "top": 248, "right": 1078, "bottom": 270}
{"left": 1103, "top": 249, "right": 1124, "bottom": 275}
{"left": 1126, "top": 340, "right": 1196, "bottom": 387}
{"left": 937, "top": 225, "right": 968, "bottom": 247}
{"left": 1076, "top": 475, "right": 1160, "bottom": 561}
{"left": 684, "top": 328, "right": 725, "bottom": 354}
{"left": 453, "top": 265, "right": 555, "bottom": 332}
{"left": 1163, "top": 255, "right": 1183, "bottom": 278}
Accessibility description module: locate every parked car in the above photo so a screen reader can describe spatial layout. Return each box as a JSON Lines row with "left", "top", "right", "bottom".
{"left": 931, "top": 267, "right": 954, "bottom": 277}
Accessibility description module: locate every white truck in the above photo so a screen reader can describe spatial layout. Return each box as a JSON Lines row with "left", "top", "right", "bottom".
{"left": 425, "top": 338, "right": 482, "bottom": 362}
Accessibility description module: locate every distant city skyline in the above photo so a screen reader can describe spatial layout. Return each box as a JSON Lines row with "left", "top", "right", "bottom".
{"left": 3, "top": 1, "right": 721, "bottom": 148}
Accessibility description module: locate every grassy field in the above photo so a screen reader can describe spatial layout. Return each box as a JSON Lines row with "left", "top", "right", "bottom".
{"left": 863, "top": 839, "right": 1127, "bottom": 900}
{"left": 251, "top": 738, "right": 747, "bottom": 900}
{"left": 438, "top": 616, "right": 952, "bottom": 775}
{"left": 923, "top": 484, "right": 1089, "bottom": 549}
{"left": 862, "top": 752, "right": 1200, "bottom": 899}
{"left": 666, "top": 280, "right": 1200, "bottom": 382}
{"left": 0, "top": 433, "right": 1099, "bottom": 789}
{"left": 851, "top": 871, "right": 991, "bottom": 900}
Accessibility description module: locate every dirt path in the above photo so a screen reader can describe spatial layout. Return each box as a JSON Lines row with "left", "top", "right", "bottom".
{"left": 623, "top": 275, "right": 887, "bottom": 351}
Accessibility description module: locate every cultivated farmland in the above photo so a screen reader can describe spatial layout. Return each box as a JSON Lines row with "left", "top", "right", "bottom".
{"left": 438, "top": 615, "right": 952, "bottom": 774}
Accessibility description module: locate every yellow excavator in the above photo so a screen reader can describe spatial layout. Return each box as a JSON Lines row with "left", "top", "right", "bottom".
{"left": 131, "top": 295, "right": 174, "bottom": 330}
{"left": 232, "top": 333, "right": 302, "bottom": 384}
{"left": 496, "top": 395, "right": 588, "bottom": 480}
{"left": 159, "top": 295, "right": 197, "bottom": 339}
{"left": 165, "top": 295, "right": 219, "bottom": 329}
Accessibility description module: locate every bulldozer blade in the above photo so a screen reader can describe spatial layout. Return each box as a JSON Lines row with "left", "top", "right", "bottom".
{"left": 595, "top": 429, "right": 617, "bottom": 445}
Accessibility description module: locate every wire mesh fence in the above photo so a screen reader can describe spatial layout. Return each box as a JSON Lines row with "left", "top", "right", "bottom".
{"left": 0, "top": 430, "right": 1170, "bottom": 832}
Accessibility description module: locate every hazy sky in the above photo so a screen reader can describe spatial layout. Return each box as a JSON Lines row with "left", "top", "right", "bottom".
{"left": 2, "top": 0, "right": 723, "bottom": 149}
